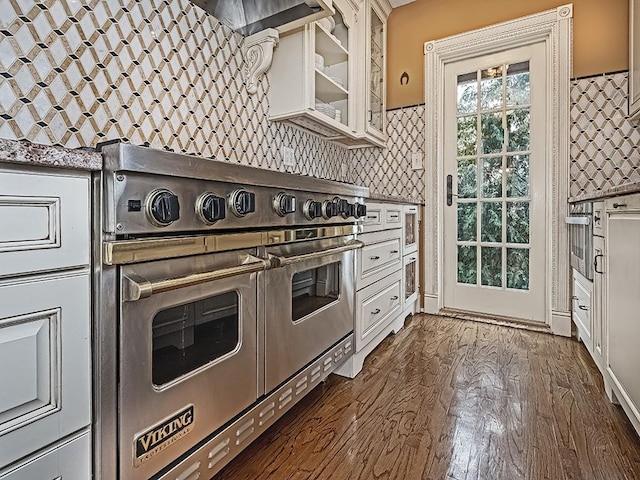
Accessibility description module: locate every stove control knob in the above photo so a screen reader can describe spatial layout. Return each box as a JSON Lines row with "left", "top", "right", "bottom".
{"left": 146, "top": 188, "right": 180, "bottom": 227}
{"left": 354, "top": 203, "right": 367, "bottom": 219}
{"left": 322, "top": 200, "right": 339, "bottom": 219}
{"left": 196, "top": 193, "right": 226, "bottom": 224}
{"left": 229, "top": 189, "right": 256, "bottom": 217}
{"left": 273, "top": 192, "right": 297, "bottom": 216}
{"left": 303, "top": 200, "right": 322, "bottom": 220}
{"left": 333, "top": 197, "right": 350, "bottom": 218}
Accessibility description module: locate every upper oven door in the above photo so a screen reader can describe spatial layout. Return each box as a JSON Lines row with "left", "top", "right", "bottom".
{"left": 264, "top": 237, "right": 361, "bottom": 392}
{"left": 118, "top": 249, "right": 265, "bottom": 480}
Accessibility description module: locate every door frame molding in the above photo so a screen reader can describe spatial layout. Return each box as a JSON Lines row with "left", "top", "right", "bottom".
{"left": 422, "top": 4, "right": 573, "bottom": 335}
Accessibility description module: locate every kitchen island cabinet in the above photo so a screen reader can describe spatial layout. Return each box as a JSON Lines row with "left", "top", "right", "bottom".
{"left": 604, "top": 192, "right": 640, "bottom": 435}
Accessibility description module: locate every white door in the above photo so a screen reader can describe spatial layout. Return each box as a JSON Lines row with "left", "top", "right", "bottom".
{"left": 443, "top": 43, "right": 546, "bottom": 322}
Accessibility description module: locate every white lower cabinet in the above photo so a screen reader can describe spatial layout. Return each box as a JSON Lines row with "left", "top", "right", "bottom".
{"left": 0, "top": 166, "right": 91, "bottom": 474}
{"left": 336, "top": 201, "right": 419, "bottom": 378}
{"left": 604, "top": 194, "right": 640, "bottom": 434}
{"left": 0, "top": 431, "right": 90, "bottom": 479}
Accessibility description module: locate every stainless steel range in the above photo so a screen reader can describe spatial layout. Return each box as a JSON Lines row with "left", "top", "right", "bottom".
{"left": 93, "top": 142, "right": 368, "bottom": 480}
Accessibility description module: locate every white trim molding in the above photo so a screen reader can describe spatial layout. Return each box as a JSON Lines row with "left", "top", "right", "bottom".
{"left": 423, "top": 5, "right": 573, "bottom": 335}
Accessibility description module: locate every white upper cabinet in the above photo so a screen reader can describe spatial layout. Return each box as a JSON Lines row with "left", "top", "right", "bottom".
{"left": 268, "top": 0, "right": 391, "bottom": 148}
{"left": 362, "top": 0, "right": 389, "bottom": 145}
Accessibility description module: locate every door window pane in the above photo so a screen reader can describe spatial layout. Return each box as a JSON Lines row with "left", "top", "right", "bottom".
{"left": 506, "top": 155, "right": 530, "bottom": 197}
{"left": 506, "top": 202, "right": 530, "bottom": 243}
{"left": 152, "top": 291, "right": 239, "bottom": 386}
{"left": 292, "top": 262, "right": 340, "bottom": 321}
{"left": 481, "top": 246, "right": 502, "bottom": 287}
{"left": 480, "top": 67, "right": 503, "bottom": 110}
{"left": 481, "top": 157, "right": 503, "bottom": 198}
{"left": 458, "top": 202, "right": 477, "bottom": 241}
{"left": 481, "top": 113, "right": 504, "bottom": 154}
{"left": 457, "top": 245, "right": 477, "bottom": 284}
{"left": 457, "top": 116, "right": 477, "bottom": 156}
{"left": 507, "top": 248, "right": 530, "bottom": 290}
{"left": 457, "top": 73, "right": 478, "bottom": 114}
{"left": 507, "top": 108, "right": 530, "bottom": 152}
{"left": 506, "top": 62, "right": 530, "bottom": 106}
{"left": 458, "top": 158, "right": 477, "bottom": 198}
{"left": 481, "top": 202, "right": 502, "bottom": 242}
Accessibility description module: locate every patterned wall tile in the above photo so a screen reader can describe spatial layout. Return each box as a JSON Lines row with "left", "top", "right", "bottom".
{"left": 352, "top": 104, "right": 425, "bottom": 202}
{"left": 570, "top": 72, "right": 640, "bottom": 196}
{"left": 0, "top": 0, "right": 352, "bottom": 181}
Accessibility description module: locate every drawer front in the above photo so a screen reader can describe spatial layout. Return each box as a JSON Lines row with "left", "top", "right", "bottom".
{"left": 362, "top": 203, "right": 384, "bottom": 232}
{"left": 606, "top": 193, "right": 640, "bottom": 212}
{"left": 572, "top": 272, "right": 591, "bottom": 341}
{"left": 356, "top": 271, "right": 402, "bottom": 350}
{"left": 0, "top": 274, "right": 91, "bottom": 468}
{"left": 358, "top": 235, "right": 402, "bottom": 289}
{"left": 384, "top": 206, "right": 402, "bottom": 229}
{"left": 0, "top": 431, "right": 90, "bottom": 479}
{"left": 0, "top": 170, "right": 90, "bottom": 278}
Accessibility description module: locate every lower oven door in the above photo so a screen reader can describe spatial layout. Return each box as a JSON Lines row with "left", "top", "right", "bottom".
{"left": 264, "top": 237, "right": 361, "bottom": 392}
{"left": 117, "top": 249, "right": 265, "bottom": 480}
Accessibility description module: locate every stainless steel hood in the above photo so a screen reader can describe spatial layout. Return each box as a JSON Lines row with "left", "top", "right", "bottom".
{"left": 190, "top": 0, "right": 334, "bottom": 36}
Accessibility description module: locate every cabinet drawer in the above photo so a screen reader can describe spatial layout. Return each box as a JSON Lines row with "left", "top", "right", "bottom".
{"left": 0, "top": 431, "right": 90, "bottom": 479}
{"left": 606, "top": 193, "right": 640, "bottom": 212}
{"left": 572, "top": 271, "right": 591, "bottom": 343}
{"left": 362, "top": 203, "right": 384, "bottom": 232}
{"left": 357, "top": 231, "right": 402, "bottom": 289}
{"left": 384, "top": 206, "right": 402, "bottom": 228}
{"left": 0, "top": 170, "right": 90, "bottom": 278}
{"left": 0, "top": 274, "right": 91, "bottom": 468}
{"left": 355, "top": 270, "right": 402, "bottom": 350}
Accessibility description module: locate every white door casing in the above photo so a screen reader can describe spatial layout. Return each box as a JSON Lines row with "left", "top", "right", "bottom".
{"left": 422, "top": 5, "right": 573, "bottom": 335}
{"left": 442, "top": 44, "right": 546, "bottom": 322}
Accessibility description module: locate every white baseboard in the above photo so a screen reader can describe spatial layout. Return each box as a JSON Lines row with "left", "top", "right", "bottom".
{"left": 422, "top": 293, "right": 438, "bottom": 314}
{"left": 551, "top": 310, "right": 571, "bottom": 337}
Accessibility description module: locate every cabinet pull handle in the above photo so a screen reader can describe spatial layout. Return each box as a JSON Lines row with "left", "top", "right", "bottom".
{"left": 371, "top": 308, "right": 381, "bottom": 314}
{"left": 390, "top": 250, "right": 399, "bottom": 254}
{"left": 391, "top": 295, "right": 399, "bottom": 300}
{"left": 594, "top": 254, "right": 604, "bottom": 274}
{"left": 571, "top": 295, "right": 579, "bottom": 300}
{"left": 613, "top": 202, "right": 627, "bottom": 208}
{"left": 370, "top": 255, "right": 380, "bottom": 260}
{"left": 578, "top": 305, "right": 589, "bottom": 311}
{"left": 409, "top": 257, "right": 417, "bottom": 261}
{"left": 390, "top": 214, "right": 399, "bottom": 218}
{"left": 367, "top": 215, "right": 377, "bottom": 219}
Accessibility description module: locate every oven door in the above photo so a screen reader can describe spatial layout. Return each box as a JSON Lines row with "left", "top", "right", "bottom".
{"left": 264, "top": 237, "right": 362, "bottom": 392}
{"left": 117, "top": 249, "right": 267, "bottom": 480}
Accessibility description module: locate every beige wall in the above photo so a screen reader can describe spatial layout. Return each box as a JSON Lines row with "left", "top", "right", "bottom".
{"left": 387, "top": 0, "right": 629, "bottom": 109}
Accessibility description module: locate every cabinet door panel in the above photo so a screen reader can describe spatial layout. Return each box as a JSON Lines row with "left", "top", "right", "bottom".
{"left": 0, "top": 431, "right": 90, "bottom": 479}
{"left": 0, "top": 171, "right": 89, "bottom": 278}
{"left": 0, "top": 274, "right": 90, "bottom": 468}
{"left": 607, "top": 211, "right": 640, "bottom": 419}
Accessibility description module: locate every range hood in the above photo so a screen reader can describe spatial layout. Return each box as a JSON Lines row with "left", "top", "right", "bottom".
{"left": 190, "top": 0, "right": 334, "bottom": 36}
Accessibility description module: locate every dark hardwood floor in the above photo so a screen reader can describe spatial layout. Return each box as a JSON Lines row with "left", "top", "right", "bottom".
{"left": 215, "top": 314, "right": 640, "bottom": 480}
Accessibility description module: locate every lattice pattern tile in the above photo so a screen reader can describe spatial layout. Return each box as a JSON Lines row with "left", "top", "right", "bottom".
{"left": 571, "top": 72, "right": 640, "bottom": 196}
{"left": 0, "top": 0, "right": 351, "bottom": 181}
{"left": 352, "top": 105, "right": 425, "bottom": 202}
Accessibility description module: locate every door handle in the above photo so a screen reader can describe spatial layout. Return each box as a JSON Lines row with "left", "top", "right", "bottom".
{"left": 446, "top": 174, "right": 459, "bottom": 206}
{"left": 594, "top": 254, "right": 604, "bottom": 274}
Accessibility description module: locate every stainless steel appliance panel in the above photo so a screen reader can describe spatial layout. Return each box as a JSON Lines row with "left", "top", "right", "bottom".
{"left": 264, "top": 237, "right": 358, "bottom": 392}
{"left": 118, "top": 250, "right": 261, "bottom": 480}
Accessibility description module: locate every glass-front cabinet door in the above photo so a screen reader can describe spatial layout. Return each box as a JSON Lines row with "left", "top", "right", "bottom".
{"left": 365, "top": 1, "right": 386, "bottom": 141}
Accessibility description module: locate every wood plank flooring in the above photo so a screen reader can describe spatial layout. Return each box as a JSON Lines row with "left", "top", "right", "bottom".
{"left": 215, "top": 314, "right": 640, "bottom": 480}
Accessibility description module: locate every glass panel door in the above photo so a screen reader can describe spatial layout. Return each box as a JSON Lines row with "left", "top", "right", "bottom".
{"left": 455, "top": 61, "right": 531, "bottom": 291}
{"left": 369, "top": 8, "right": 384, "bottom": 132}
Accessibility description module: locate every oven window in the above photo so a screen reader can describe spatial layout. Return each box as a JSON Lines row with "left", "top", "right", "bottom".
{"left": 152, "top": 291, "right": 239, "bottom": 386}
{"left": 291, "top": 262, "right": 340, "bottom": 321}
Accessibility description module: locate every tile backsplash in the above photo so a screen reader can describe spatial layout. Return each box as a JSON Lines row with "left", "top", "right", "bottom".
{"left": 0, "top": 0, "right": 351, "bottom": 181}
{"left": 570, "top": 72, "right": 640, "bottom": 197}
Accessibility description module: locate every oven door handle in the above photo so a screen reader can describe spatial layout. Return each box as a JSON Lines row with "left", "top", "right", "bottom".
{"left": 122, "top": 255, "right": 270, "bottom": 302}
{"left": 271, "top": 240, "right": 364, "bottom": 267}
{"left": 565, "top": 216, "right": 591, "bottom": 225}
